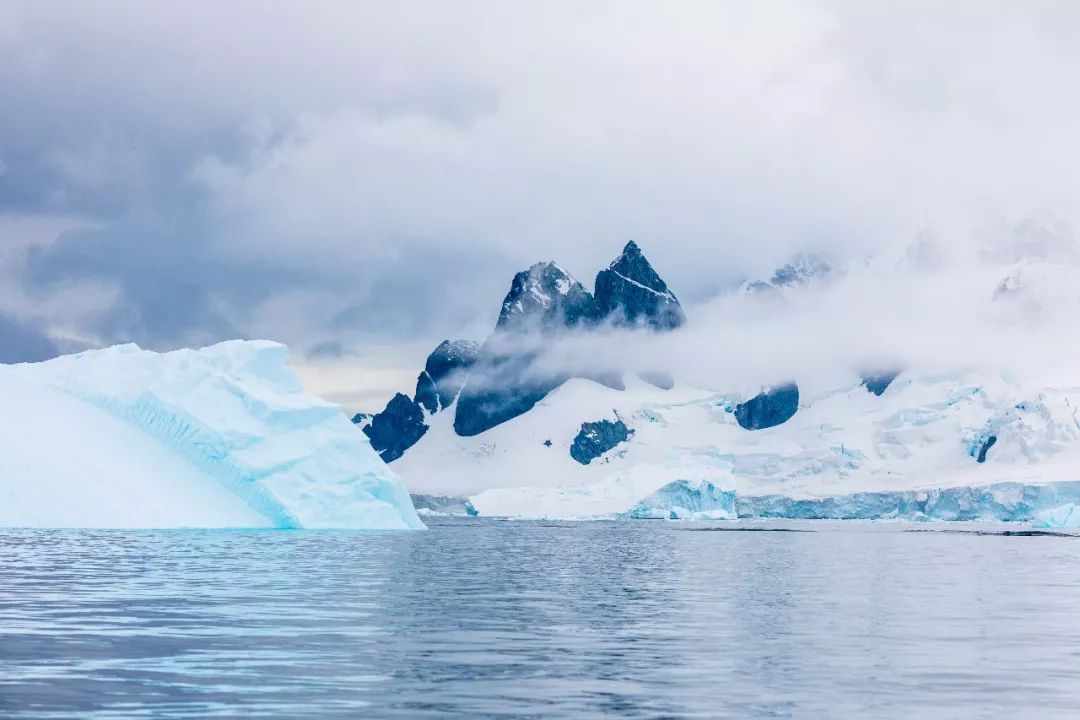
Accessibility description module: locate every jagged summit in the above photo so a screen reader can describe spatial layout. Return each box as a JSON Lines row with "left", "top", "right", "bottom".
{"left": 595, "top": 240, "right": 685, "bottom": 330}
{"left": 496, "top": 262, "right": 599, "bottom": 332}
{"left": 363, "top": 241, "right": 687, "bottom": 447}
{"left": 607, "top": 241, "right": 669, "bottom": 289}
{"left": 494, "top": 242, "right": 685, "bottom": 334}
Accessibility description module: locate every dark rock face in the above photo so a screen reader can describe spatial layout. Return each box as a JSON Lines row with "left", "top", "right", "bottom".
{"left": 456, "top": 263, "right": 595, "bottom": 437}
{"left": 976, "top": 435, "right": 997, "bottom": 463}
{"left": 414, "top": 339, "right": 481, "bottom": 414}
{"left": 570, "top": 419, "right": 633, "bottom": 465}
{"left": 362, "top": 393, "right": 428, "bottom": 463}
{"left": 861, "top": 370, "right": 901, "bottom": 397}
{"left": 362, "top": 339, "right": 478, "bottom": 460}
{"left": 455, "top": 243, "right": 684, "bottom": 437}
{"left": 497, "top": 262, "right": 600, "bottom": 332}
{"left": 454, "top": 351, "right": 566, "bottom": 437}
{"left": 734, "top": 383, "right": 800, "bottom": 430}
{"left": 594, "top": 241, "right": 685, "bottom": 330}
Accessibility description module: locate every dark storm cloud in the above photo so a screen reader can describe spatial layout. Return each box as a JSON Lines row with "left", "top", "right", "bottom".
{"left": 0, "top": 313, "right": 58, "bottom": 364}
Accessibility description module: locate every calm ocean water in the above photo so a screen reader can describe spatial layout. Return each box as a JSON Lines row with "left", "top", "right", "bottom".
{"left": 1, "top": 518, "right": 1079, "bottom": 719}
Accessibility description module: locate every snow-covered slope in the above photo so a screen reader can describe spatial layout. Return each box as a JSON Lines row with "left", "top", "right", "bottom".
{"left": 397, "top": 369, "right": 1080, "bottom": 520}
{"left": 1, "top": 341, "right": 423, "bottom": 530}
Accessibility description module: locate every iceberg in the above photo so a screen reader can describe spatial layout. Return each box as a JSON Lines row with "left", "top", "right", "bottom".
{"left": 625, "top": 479, "right": 737, "bottom": 520}
{"left": 410, "top": 494, "right": 478, "bottom": 517}
{"left": 1032, "top": 504, "right": 1080, "bottom": 529}
{"left": 1, "top": 341, "right": 424, "bottom": 530}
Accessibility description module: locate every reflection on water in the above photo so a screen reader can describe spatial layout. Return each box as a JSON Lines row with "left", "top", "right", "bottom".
{"left": 1, "top": 519, "right": 1079, "bottom": 718}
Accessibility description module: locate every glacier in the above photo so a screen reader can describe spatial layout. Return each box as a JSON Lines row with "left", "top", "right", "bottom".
{"left": 398, "top": 366, "right": 1080, "bottom": 523}
{"left": 467, "top": 475, "right": 1080, "bottom": 523}
{"left": 0, "top": 341, "right": 424, "bottom": 530}
{"left": 738, "top": 481, "right": 1080, "bottom": 522}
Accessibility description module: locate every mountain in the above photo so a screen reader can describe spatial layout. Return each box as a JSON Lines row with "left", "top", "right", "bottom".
{"left": 495, "top": 262, "right": 600, "bottom": 332}
{"left": 595, "top": 240, "right": 685, "bottom": 329}
{"left": 400, "top": 368, "right": 1080, "bottom": 522}
{"left": 361, "top": 242, "right": 686, "bottom": 449}
{"left": 455, "top": 262, "right": 596, "bottom": 437}
{"left": 358, "top": 338, "right": 480, "bottom": 462}
{"left": 355, "top": 247, "right": 1080, "bottom": 526}
{"left": 455, "top": 245, "right": 684, "bottom": 436}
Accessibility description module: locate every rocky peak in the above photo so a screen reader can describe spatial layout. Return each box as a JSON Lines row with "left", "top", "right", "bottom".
{"left": 595, "top": 241, "right": 685, "bottom": 330}
{"left": 414, "top": 339, "right": 481, "bottom": 414}
{"left": 496, "top": 261, "right": 599, "bottom": 332}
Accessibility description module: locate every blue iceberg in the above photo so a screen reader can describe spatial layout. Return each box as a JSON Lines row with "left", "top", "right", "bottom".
{"left": 626, "top": 479, "right": 737, "bottom": 520}
{"left": 3, "top": 341, "right": 424, "bottom": 530}
{"left": 1032, "top": 504, "right": 1080, "bottom": 529}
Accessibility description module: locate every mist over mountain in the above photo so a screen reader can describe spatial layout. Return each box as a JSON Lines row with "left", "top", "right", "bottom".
{"left": 360, "top": 241, "right": 688, "bottom": 457}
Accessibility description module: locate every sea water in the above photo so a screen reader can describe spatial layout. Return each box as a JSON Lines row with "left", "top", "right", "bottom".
{"left": 2, "top": 519, "right": 1079, "bottom": 719}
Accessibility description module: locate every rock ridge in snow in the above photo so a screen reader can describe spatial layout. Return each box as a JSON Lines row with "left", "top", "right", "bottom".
{"left": 453, "top": 241, "right": 685, "bottom": 438}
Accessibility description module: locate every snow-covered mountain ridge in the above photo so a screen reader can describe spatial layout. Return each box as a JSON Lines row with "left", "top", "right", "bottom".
{"left": 400, "top": 368, "right": 1080, "bottom": 520}
{"left": 359, "top": 240, "right": 1080, "bottom": 523}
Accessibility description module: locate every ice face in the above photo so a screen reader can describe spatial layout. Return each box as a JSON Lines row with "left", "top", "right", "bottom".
{"left": 4, "top": 341, "right": 424, "bottom": 530}
{"left": 625, "top": 479, "right": 736, "bottom": 520}
{"left": 465, "top": 471, "right": 1080, "bottom": 523}
{"left": 738, "top": 482, "right": 1080, "bottom": 522}
{"left": 1032, "top": 504, "right": 1080, "bottom": 528}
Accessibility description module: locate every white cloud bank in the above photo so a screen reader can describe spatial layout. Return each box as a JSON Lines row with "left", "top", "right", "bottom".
{"left": 2, "top": 1, "right": 1080, "bottom": 401}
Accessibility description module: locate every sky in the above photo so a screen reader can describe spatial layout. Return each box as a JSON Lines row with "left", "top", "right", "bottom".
{"left": 2, "top": 1, "right": 1080, "bottom": 409}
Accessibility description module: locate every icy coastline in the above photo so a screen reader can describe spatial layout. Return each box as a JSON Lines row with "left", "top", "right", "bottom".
{"left": 420, "top": 479, "right": 1080, "bottom": 524}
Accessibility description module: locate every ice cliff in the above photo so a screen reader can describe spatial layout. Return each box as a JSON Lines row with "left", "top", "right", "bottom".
{"left": 1, "top": 341, "right": 424, "bottom": 530}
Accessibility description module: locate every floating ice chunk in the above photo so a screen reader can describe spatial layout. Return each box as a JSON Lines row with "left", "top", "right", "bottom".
{"left": 625, "top": 479, "right": 736, "bottom": 520}
{"left": 1032, "top": 504, "right": 1080, "bottom": 529}
{"left": 410, "top": 494, "right": 478, "bottom": 517}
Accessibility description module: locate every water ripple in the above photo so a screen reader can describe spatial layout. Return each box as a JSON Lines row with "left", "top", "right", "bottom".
{"left": 1, "top": 520, "right": 1079, "bottom": 718}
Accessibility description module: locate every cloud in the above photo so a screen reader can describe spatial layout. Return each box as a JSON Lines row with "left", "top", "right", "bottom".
{"left": 0, "top": 313, "right": 58, "bottom": 363}
{"left": 494, "top": 226, "right": 1080, "bottom": 402}
{"left": 2, "top": 1, "right": 1080, "bottom": 403}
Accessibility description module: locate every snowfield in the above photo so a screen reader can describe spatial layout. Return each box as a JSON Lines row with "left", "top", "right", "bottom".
{"left": 0, "top": 341, "right": 423, "bottom": 530}
{"left": 396, "top": 369, "right": 1080, "bottom": 521}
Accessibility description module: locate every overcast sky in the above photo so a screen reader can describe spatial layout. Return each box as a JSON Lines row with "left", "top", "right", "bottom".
{"left": 3, "top": 1, "right": 1080, "bottom": 407}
